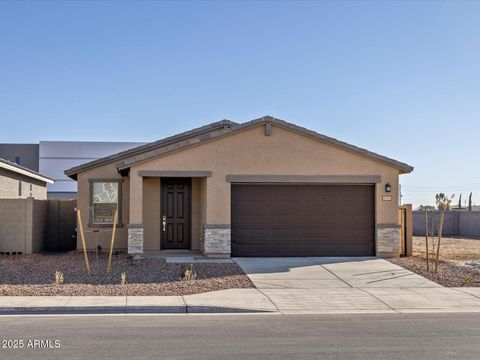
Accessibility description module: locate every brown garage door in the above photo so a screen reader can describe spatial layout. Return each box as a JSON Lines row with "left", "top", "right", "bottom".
{"left": 231, "top": 184, "right": 375, "bottom": 257}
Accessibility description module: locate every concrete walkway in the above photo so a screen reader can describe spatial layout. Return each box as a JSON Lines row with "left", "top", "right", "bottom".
{"left": 0, "top": 289, "right": 277, "bottom": 315}
{"left": 1, "top": 287, "right": 480, "bottom": 315}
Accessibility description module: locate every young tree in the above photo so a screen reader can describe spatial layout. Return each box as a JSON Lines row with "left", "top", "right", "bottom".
{"left": 469, "top": 192, "right": 473, "bottom": 211}
{"left": 435, "top": 193, "right": 455, "bottom": 211}
{"left": 458, "top": 193, "right": 462, "bottom": 209}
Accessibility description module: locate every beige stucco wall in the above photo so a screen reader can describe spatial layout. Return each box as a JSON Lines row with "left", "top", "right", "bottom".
{"left": 76, "top": 163, "right": 129, "bottom": 250}
{"left": 0, "top": 168, "right": 48, "bottom": 200}
{"left": 131, "top": 124, "right": 400, "bottom": 225}
{"left": 143, "top": 177, "right": 160, "bottom": 251}
{"left": 191, "top": 178, "right": 202, "bottom": 251}
{"left": 76, "top": 123, "right": 403, "bottom": 251}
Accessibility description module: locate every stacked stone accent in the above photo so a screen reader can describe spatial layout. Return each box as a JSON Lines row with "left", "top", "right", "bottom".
{"left": 127, "top": 224, "right": 144, "bottom": 254}
{"left": 376, "top": 224, "right": 401, "bottom": 257}
{"left": 203, "top": 224, "right": 231, "bottom": 258}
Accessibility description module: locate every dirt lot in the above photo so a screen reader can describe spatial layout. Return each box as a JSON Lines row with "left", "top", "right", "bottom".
{"left": 389, "top": 236, "right": 480, "bottom": 287}
{"left": 412, "top": 236, "right": 480, "bottom": 260}
{"left": 0, "top": 252, "right": 254, "bottom": 296}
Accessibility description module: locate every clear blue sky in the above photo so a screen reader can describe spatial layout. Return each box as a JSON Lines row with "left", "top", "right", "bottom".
{"left": 1, "top": 1, "right": 479, "bottom": 207}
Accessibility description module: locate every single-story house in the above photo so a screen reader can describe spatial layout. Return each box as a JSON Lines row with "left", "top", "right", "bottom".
{"left": 65, "top": 116, "right": 413, "bottom": 258}
{"left": 0, "top": 157, "right": 54, "bottom": 199}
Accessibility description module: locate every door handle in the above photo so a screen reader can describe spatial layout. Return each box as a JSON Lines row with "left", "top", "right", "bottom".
{"left": 162, "top": 215, "right": 166, "bottom": 231}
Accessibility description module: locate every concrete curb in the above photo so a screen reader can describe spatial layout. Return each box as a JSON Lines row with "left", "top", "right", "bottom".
{"left": 0, "top": 306, "right": 278, "bottom": 315}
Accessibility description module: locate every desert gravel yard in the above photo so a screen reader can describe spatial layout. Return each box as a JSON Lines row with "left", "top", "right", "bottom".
{"left": 0, "top": 252, "right": 254, "bottom": 296}
{"left": 389, "top": 236, "right": 480, "bottom": 287}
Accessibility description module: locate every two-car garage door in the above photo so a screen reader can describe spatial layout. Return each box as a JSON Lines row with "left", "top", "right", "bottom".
{"left": 231, "top": 184, "right": 375, "bottom": 257}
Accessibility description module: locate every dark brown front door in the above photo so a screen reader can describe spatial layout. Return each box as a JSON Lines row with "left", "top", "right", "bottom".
{"left": 231, "top": 184, "right": 375, "bottom": 257}
{"left": 161, "top": 178, "right": 191, "bottom": 249}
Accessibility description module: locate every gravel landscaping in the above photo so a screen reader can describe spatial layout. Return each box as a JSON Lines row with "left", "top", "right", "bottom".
{"left": 389, "top": 236, "right": 480, "bottom": 287}
{"left": 389, "top": 256, "right": 480, "bottom": 287}
{"left": 0, "top": 252, "right": 254, "bottom": 296}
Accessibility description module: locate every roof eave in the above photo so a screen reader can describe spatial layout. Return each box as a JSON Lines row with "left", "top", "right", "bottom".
{"left": 63, "top": 119, "right": 238, "bottom": 179}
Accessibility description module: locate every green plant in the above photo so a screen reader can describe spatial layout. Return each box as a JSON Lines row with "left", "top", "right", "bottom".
{"left": 417, "top": 205, "right": 435, "bottom": 211}
{"left": 469, "top": 192, "right": 473, "bottom": 211}
{"left": 97, "top": 245, "right": 102, "bottom": 252}
{"left": 458, "top": 193, "right": 462, "bottom": 209}
{"left": 120, "top": 272, "right": 127, "bottom": 286}
{"left": 54, "top": 271, "right": 64, "bottom": 285}
{"left": 181, "top": 264, "right": 197, "bottom": 282}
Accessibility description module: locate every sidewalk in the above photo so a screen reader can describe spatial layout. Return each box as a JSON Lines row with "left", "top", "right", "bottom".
{"left": 1, "top": 287, "right": 480, "bottom": 315}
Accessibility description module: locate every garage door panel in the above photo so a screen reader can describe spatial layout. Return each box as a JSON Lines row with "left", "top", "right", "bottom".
{"left": 231, "top": 184, "right": 375, "bottom": 257}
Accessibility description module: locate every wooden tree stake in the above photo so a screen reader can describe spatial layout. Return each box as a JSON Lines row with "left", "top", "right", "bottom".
{"left": 77, "top": 210, "right": 91, "bottom": 276}
{"left": 425, "top": 209, "right": 429, "bottom": 271}
{"left": 434, "top": 212, "right": 445, "bottom": 274}
{"left": 107, "top": 209, "right": 118, "bottom": 274}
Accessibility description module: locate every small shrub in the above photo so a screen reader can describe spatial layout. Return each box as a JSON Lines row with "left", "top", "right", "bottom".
{"left": 120, "top": 272, "right": 127, "bottom": 286}
{"left": 463, "top": 276, "right": 472, "bottom": 286}
{"left": 54, "top": 271, "right": 64, "bottom": 285}
{"left": 181, "top": 264, "right": 197, "bottom": 282}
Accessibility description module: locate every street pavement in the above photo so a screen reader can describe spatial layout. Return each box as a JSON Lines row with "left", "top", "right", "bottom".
{"left": 0, "top": 313, "right": 479, "bottom": 359}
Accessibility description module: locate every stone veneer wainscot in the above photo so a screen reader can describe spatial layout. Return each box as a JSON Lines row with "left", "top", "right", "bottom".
{"left": 128, "top": 224, "right": 144, "bottom": 254}
{"left": 376, "top": 224, "right": 401, "bottom": 257}
{"left": 203, "top": 224, "right": 231, "bottom": 258}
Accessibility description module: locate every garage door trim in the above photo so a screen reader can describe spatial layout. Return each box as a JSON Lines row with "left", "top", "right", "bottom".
{"left": 226, "top": 175, "right": 381, "bottom": 184}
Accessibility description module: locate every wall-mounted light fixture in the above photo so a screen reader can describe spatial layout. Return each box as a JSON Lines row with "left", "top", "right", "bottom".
{"left": 385, "top": 183, "right": 392, "bottom": 193}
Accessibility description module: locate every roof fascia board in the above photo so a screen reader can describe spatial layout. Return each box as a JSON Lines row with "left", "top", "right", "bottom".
{"left": 0, "top": 162, "right": 55, "bottom": 184}
{"left": 64, "top": 120, "right": 235, "bottom": 178}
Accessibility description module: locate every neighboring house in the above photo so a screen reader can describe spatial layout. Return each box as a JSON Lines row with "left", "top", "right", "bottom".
{"left": 0, "top": 141, "right": 146, "bottom": 199}
{"left": 0, "top": 157, "right": 54, "bottom": 199}
{"left": 65, "top": 116, "right": 414, "bottom": 258}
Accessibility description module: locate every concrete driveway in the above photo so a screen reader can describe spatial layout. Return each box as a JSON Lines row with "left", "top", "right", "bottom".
{"left": 232, "top": 257, "right": 480, "bottom": 314}
{"left": 234, "top": 257, "right": 440, "bottom": 289}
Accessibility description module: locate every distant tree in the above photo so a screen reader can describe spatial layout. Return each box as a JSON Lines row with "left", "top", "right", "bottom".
{"left": 417, "top": 205, "right": 435, "bottom": 211}
{"left": 469, "top": 192, "right": 473, "bottom": 211}
{"left": 458, "top": 193, "right": 462, "bottom": 209}
{"left": 435, "top": 193, "right": 455, "bottom": 211}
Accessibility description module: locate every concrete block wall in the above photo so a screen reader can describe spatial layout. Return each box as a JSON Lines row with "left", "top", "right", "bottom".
{"left": 0, "top": 198, "right": 47, "bottom": 254}
{"left": 31, "top": 199, "right": 47, "bottom": 253}
{"left": 413, "top": 210, "right": 480, "bottom": 237}
{"left": 0, "top": 199, "right": 28, "bottom": 253}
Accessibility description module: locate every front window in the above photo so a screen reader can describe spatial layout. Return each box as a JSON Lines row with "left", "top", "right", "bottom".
{"left": 90, "top": 180, "right": 122, "bottom": 226}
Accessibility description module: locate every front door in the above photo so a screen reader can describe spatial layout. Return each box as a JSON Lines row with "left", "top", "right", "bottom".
{"left": 161, "top": 178, "right": 191, "bottom": 249}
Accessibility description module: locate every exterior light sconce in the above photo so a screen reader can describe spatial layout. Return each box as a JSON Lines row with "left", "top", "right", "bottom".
{"left": 385, "top": 183, "right": 392, "bottom": 193}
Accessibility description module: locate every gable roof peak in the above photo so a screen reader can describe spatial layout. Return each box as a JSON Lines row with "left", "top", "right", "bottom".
{"left": 65, "top": 115, "right": 414, "bottom": 178}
